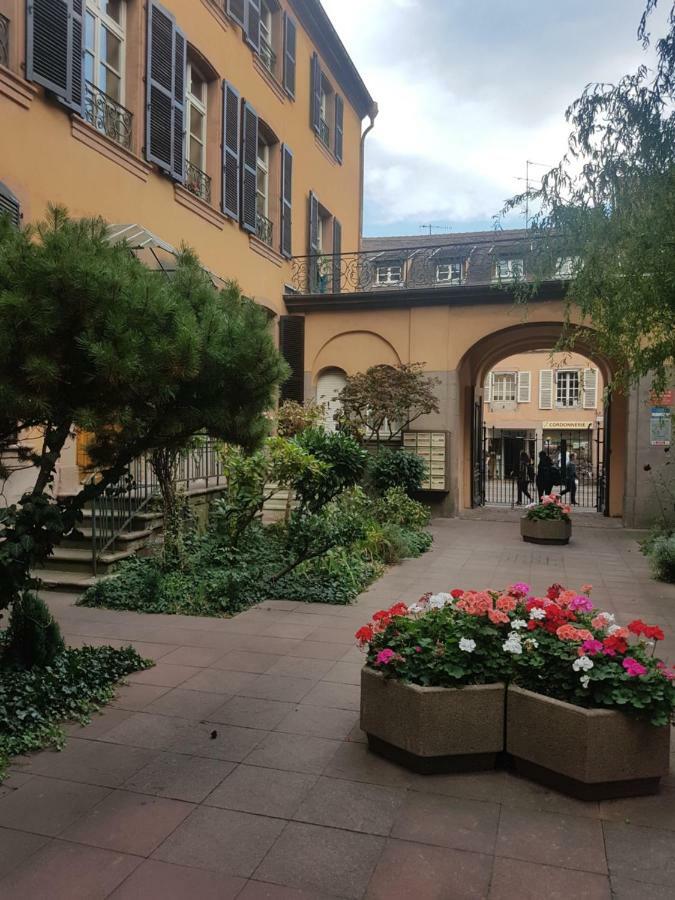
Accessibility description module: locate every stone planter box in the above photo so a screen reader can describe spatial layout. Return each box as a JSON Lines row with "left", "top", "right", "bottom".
{"left": 520, "top": 516, "right": 571, "bottom": 545}
{"left": 360, "top": 667, "right": 505, "bottom": 774}
{"left": 506, "top": 685, "right": 670, "bottom": 799}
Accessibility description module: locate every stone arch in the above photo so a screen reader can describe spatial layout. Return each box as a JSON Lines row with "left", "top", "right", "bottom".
{"left": 312, "top": 330, "right": 402, "bottom": 380}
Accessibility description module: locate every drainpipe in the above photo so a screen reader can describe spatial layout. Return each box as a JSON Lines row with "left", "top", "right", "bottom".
{"left": 359, "top": 103, "right": 379, "bottom": 240}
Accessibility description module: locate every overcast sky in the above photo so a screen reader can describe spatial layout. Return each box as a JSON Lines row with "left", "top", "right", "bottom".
{"left": 321, "top": 0, "right": 668, "bottom": 237}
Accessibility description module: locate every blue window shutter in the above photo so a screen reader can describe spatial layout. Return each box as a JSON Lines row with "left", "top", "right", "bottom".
{"left": 245, "top": 0, "right": 261, "bottom": 52}
{"left": 279, "top": 316, "right": 305, "bottom": 404}
{"left": 227, "top": 0, "right": 245, "bottom": 27}
{"left": 0, "top": 183, "right": 21, "bottom": 228}
{"left": 240, "top": 101, "right": 258, "bottom": 234}
{"left": 283, "top": 13, "right": 296, "bottom": 98}
{"left": 332, "top": 218, "right": 342, "bottom": 293}
{"left": 27, "top": 0, "right": 83, "bottom": 111}
{"left": 308, "top": 191, "right": 320, "bottom": 291}
{"left": 334, "top": 94, "right": 344, "bottom": 163}
{"left": 280, "top": 145, "right": 293, "bottom": 258}
{"left": 222, "top": 81, "right": 241, "bottom": 220}
{"left": 310, "top": 52, "right": 321, "bottom": 133}
{"left": 172, "top": 27, "right": 187, "bottom": 182}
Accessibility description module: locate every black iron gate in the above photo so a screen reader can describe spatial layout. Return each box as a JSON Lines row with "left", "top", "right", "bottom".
{"left": 474, "top": 419, "right": 608, "bottom": 512}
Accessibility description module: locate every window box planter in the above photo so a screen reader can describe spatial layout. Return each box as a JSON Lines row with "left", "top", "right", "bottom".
{"left": 506, "top": 684, "right": 671, "bottom": 799}
{"left": 520, "top": 516, "right": 571, "bottom": 545}
{"left": 360, "top": 667, "right": 505, "bottom": 774}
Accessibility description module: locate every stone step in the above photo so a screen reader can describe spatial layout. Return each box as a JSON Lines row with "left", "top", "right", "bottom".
{"left": 33, "top": 569, "right": 99, "bottom": 594}
{"left": 41, "top": 546, "right": 135, "bottom": 576}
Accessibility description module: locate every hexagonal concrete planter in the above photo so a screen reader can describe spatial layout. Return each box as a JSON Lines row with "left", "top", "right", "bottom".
{"left": 360, "top": 667, "right": 505, "bottom": 774}
{"left": 506, "top": 685, "right": 671, "bottom": 799}
{"left": 520, "top": 516, "right": 571, "bottom": 545}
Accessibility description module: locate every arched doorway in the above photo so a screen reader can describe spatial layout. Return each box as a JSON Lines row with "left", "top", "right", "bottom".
{"left": 316, "top": 367, "right": 347, "bottom": 432}
{"left": 458, "top": 323, "right": 627, "bottom": 518}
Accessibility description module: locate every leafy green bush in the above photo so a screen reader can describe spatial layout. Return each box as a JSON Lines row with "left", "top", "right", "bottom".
{"left": 0, "top": 643, "right": 151, "bottom": 775}
{"left": 373, "top": 487, "right": 432, "bottom": 530}
{"left": 293, "top": 429, "right": 368, "bottom": 512}
{"left": 369, "top": 448, "right": 427, "bottom": 496}
{"left": 649, "top": 534, "right": 675, "bottom": 583}
{"left": 273, "top": 549, "right": 384, "bottom": 605}
{"left": 4, "top": 593, "right": 64, "bottom": 669}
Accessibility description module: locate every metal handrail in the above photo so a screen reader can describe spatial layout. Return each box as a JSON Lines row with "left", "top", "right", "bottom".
{"left": 84, "top": 81, "right": 133, "bottom": 149}
{"left": 256, "top": 212, "right": 273, "bottom": 247}
{"left": 259, "top": 35, "right": 276, "bottom": 74}
{"left": 185, "top": 159, "right": 212, "bottom": 203}
{"left": 89, "top": 437, "right": 225, "bottom": 574}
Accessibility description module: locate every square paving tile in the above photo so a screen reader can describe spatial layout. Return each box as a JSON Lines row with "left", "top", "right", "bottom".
{"left": 209, "top": 696, "right": 294, "bottom": 730}
{"left": 170, "top": 722, "right": 267, "bottom": 762}
{"left": 609, "top": 876, "right": 675, "bottom": 899}
{"left": 238, "top": 882, "right": 338, "bottom": 899}
{"left": 391, "top": 791, "right": 500, "bottom": 854}
{"left": 0, "top": 776, "right": 110, "bottom": 837}
{"left": 285, "top": 641, "right": 349, "bottom": 661}
{"left": 62, "top": 789, "right": 193, "bottom": 856}
{"left": 13, "top": 738, "right": 155, "bottom": 788}
{"left": 180, "top": 668, "right": 260, "bottom": 695}
{"left": 254, "top": 821, "right": 385, "bottom": 900}
{"left": 603, "top": 821, "right": 675, "bottom": 886}
{"left": 300, "top": 682, "right": 360, "bottom": 711}
{"left": 0, "top": 839, "right": 142, "bottom": 900}
{"left": 0, "top": 827, "right": 49, "bottom": 879}
{"left": 366, "top": 838, "right": 493, "bottom": 900}
{"left": 294, "top": 777, "right": 406, "bottom": 836}
{"left": 124, "top": 752, "right": 235, "bottom": 802}
{"left": 109, "top": 858, "right": 245, "bottom": 899}
{"left": 490, "top": 857, "right": 611, "bottom": 899}
{"left": 322, "top": 662, "right": 362, "bottom": 685}
{"left": 599, "top": 788, "right": 675, "bottom": 831}
{"left": 240, "top": 674, "right": 315, "bottom": 703}
{"left": 143, "top": 687, "right": 228, "bottom": 721}
{"left": 205, "top": 765, "right": 317, "bottom": 818}
{"left": 153, "top": 806, "right": 286, "bottom": 877}
{"left": 274, "top": 705, "right": 358, "bottom": 741}
{"left": 407, "top": 770, "right": 507, "bottom": 804}
{"left": 501, "top": 772, "right": 600, "bottom": 819}
{"left": 323, "top": 743, "right": 413, "bottom": 788}
{"left": 214, "top": 650, "right": 283, "bottom": 673}
{"left": 267, "top": 656, "right": 335, "bottom": 679}
{"left": 99, "top": 712, "right": 192, "bottom": 751}
{"left": 496, "top": 807, "right": 608, "bottom": 874}
{"left": 112, "top": 683, "right": 170, "bottom": 711}
{"left": 64, "top": 706, "right": 135, "bottom": 740}
{"left": 156, "top": 646, "right": 227, "bottom": 668}
{"left": 245, "top": 732, "right": 341, "bottom": 775}
{"left": 127, "top": 664, "right": 202, "bottom": 687}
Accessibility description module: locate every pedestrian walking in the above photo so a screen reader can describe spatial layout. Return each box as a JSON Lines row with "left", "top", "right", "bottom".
{"left": 536, "top": 450, "right": 555, "bottom": 501}
{"left": 566, "top": 452, "right": 578, "bottom": 505}
{"left": 516, "top": 450, "right": 533, "bottom": 505}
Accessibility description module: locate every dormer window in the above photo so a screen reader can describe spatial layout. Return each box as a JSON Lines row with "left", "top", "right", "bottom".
{"left": 494, "top": 257, "right": 524, "bottom": 281}
{"left": 436, "top": 259, "right": 464, "bottom": 284}
{"left": 375, "top": 263, "right": 403, "bottom": 286}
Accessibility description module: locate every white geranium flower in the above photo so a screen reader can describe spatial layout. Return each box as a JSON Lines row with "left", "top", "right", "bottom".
{"left": 511, "top": 619, "right": 528, "bottom": 630}
{"left": 572, "top": 656, "right": 594, "bottom": 673}
{"left": 428, "top": 593, "right": 453, "bottom": 610}
{"left": 607, "top": 624, "right": 621, "bottom": 636}
{"left": 459, "top": 638, "right": 476, "bottom": 653}
{"left": 408, "top": 603, "right": 425, "bottom": 615}
{"left": 529, "top": 608, "right": 546, "bottom": 621}
{"left": 524, "top": 638, "right": 539, "bottom": 650}
{"left": 502, "top": 633, "right": 523, "bottom": 655}
{"left": 580, "top": 675, "right": 591, "bottom": 689}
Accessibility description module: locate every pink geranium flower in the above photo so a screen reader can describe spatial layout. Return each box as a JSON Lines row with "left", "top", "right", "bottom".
{"left": 508, "top": 582, "right": 531, "bottom": 598}
{"left": 569, "top": 595, "right": 594, "bottom": 613}
{"left": 376, "top": 649, "right": 396, "bottom": 666}
{"left": 488, "top": 609, "right": 510, "bottom": 625}
{"left": 623, "top": 657, "right": 647, "bottom": 677}
{"left": 580, "top": 639, "right": 604, "bottom": 656}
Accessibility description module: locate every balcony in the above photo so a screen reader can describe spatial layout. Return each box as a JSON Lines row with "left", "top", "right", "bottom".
{"left": 318, "top": 117, "right": 330, "bottom": 147}
{"left": 185, "top": 160, "right": 212, "bottom": 204}
{"left": 84, "top": 82, "right": 133, "bottom": 150}
{"left": 259, "top": 36, "right": 276, "bottom": 76}
{"left": 256, "top": 212, "right": 273, "bottom": 247}
{"left": 0, "top": 14, "right": 9, "bottom": 68}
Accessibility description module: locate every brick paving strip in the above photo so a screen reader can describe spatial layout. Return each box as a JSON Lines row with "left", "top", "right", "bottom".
{"left": 1, "top": 517, "right": 674, "bottom": 899}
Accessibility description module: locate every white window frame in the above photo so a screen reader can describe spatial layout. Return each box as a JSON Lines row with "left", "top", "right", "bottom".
{"left": 494, "top": 257, "right": 524, "bottom": 281}
{"left": 186, "top": 61, "right": 208, "bottom": 172}
{"left": 556, "top": 256, "right": 577, "bottom": 279}
{"left": 435, "top": 260, "right": 463, "bottom": 284}
{"left": 260, "top": 0, "right": 275, "bottom": 73}
{"left": 84, "top": 0, "right": 126, "bottom": 104}
{"left": 256, "top": 137, "right": 270, "bottom": 220}
{"left": 491, "top": 372, "right": 517, "bottom": 403}
{"left": 375, "top": 264, "right": 403, "bottom": 286}
{"left": 556, "top": 369, "right": 581, "bottom": 408}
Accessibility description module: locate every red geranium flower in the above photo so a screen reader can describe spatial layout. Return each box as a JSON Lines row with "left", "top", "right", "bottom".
{"left": 451, "top": 589, "right": 464, "bottom": 599}
{"left": 388, "top": 602, "right": 409, "bottom": 617}
{"left": 355, "top": 625, "right": 374, "bottom": 645}
{"left": 547, "top": 584, "right": 563, "bottom": 601}
{"left": 603, "top": 634, "right": 628, "bottom": 656}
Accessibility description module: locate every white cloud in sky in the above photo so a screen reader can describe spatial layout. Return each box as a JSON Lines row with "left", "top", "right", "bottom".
{"left": 321, "top": 0, "right": 669, "bottom": 235}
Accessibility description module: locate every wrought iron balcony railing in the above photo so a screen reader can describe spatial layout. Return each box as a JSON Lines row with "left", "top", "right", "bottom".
{"left": 256, "top": 212, "right": 273, "bottom": 247}
{"left": 84, "top": 82, "right": 133, "bottom": 149}
{"left": 0, "top": 14, "right": 9, "bottom": 68}
{"left": 290, "top": 246, "right": 470, "bottom": 295}
{"left": 185, "top": 159, "right": 212, "bottom": 204}
{"left": 259, "top": 36, "right": 276, "bottom": 75}
{"left": 318, "top": 117, "right": 330, "bottom": 147}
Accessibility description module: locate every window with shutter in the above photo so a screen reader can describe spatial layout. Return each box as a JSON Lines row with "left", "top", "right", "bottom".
{"left": 583, "top": 368, "right": 598, "bottom": 409}
{"left": 245, "top": 0, "right": 261, "bottom": 52}
{"left": 334, "top": 94, "right": 344, "bottom": 163}
{"left": 517, "top": 371, "right": 531, "bottom": 404}
{"left": 0, "top": 182, "right": 20, "bottom": 228}
{"left": 317, "top": 369, "right": 347, "bottom": 432}
{"left": 308, "top": 191, "right": 320, "bottom": 291}
{"left": 283, "top": 13, "right": 296, "bottom": 98}
{"left": 332, "top": 219, "right": 342, "bottom": 293}
{"left": 280, "top": 144, "right": 293, "bottom": 257}
{"left": 227, "top": 0, "right": 245, "bottom": 27}
{"left": 240, "top": 101, "right": 259, "bottom": 233}
{"left": 539, "top": 369, "right": 554, "bottom": 410}
{"left": 27, "top": 0, "right": 84, "bottom": 112}
{"left": 145, "top": 1, "right": 186, "bottom": 182}
{"left": 222, "top": 81, "right": 240, "bottom": 219}
{"left": 484, "top": 373, "right": 492, "bottom": 404}
{"left": 310, "top": 52, "right": 321, "bottom": 133}
{"left": 279, "top": 316, "right": 305, "bottom": 403}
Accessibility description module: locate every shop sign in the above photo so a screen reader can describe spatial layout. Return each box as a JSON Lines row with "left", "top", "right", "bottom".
{"left": 542, "top": 422, "right": 593, "bottom": 430}
{"left": 650, "top": 407, "right": 672, "bottom": 447}
{"left": 651, "top": 390, "right": 673, "bottom": 406}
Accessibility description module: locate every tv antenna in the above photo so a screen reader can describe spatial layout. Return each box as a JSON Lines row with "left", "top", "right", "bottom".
{"left": 515, "top": 160, "right": 553, "bottom": 227}
{"left": 419, "top": 224, "right": 452, "bottom": 236}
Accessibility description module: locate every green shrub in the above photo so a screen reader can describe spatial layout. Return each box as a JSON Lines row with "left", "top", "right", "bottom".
{"left": 4, "top": 593, "right": 64, "bottom": 669}
{"left": 273, "top": 548, "right": 383, "bottom": 605}
{"left": 369, "top": 448, "right": 427, "bottom": 496}
{"left": 650, "top": 534, "right": 675, "bottom": 583}
{"left": 293, "top": 429, "right": 368, "bottom": 512}
{"left": 373, "top": 487, "right": 431, "bottom": 530}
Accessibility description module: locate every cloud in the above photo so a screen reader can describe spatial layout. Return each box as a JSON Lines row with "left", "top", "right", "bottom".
{"left": 321, "top": 0, "right": 669, "bottom": 234}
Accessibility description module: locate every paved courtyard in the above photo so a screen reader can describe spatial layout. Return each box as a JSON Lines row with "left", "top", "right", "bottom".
{"left": 1, "top": 516, "right": 675, "bottom": 899}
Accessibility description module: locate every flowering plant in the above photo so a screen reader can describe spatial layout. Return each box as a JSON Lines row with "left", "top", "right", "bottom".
{"left": 525, "top": 494, "right": 571, "bottom": 521}
{"left": 356, "top": 583, "right": 675, "bottom": 726}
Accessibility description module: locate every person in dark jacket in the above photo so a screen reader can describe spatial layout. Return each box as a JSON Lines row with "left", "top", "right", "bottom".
{"left": 516, "top": 450, "right": 533, "bottom": 505}
{"left": 565, "top": 452, "right": 578, "bottom": 505}
{"left": 536, "top": 451, "right": 555, "bottom": 501}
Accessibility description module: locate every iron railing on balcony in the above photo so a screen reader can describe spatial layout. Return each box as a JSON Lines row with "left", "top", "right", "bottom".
{"left": 256, "top": 212, "right": 273, "bottom": 247}
{"left": 84, "top": 82, "right": 133, "bottom": 149}
{"left": 318, "top": 117, "right": 330, "bottom": 147}
{"left": 290, "top": 246, "right": 469, "bottom": 295}
{"left": 0, "top": 14, "right": 9, "bottom": 68}
{"left": 185, "top": 160, "right": 212, "bottom": 203}
{"left": 260, "top": 36, "right": 276, "bottom": 75}
{"left": 89, "top": 437, "right": 224, "bottom": 574}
